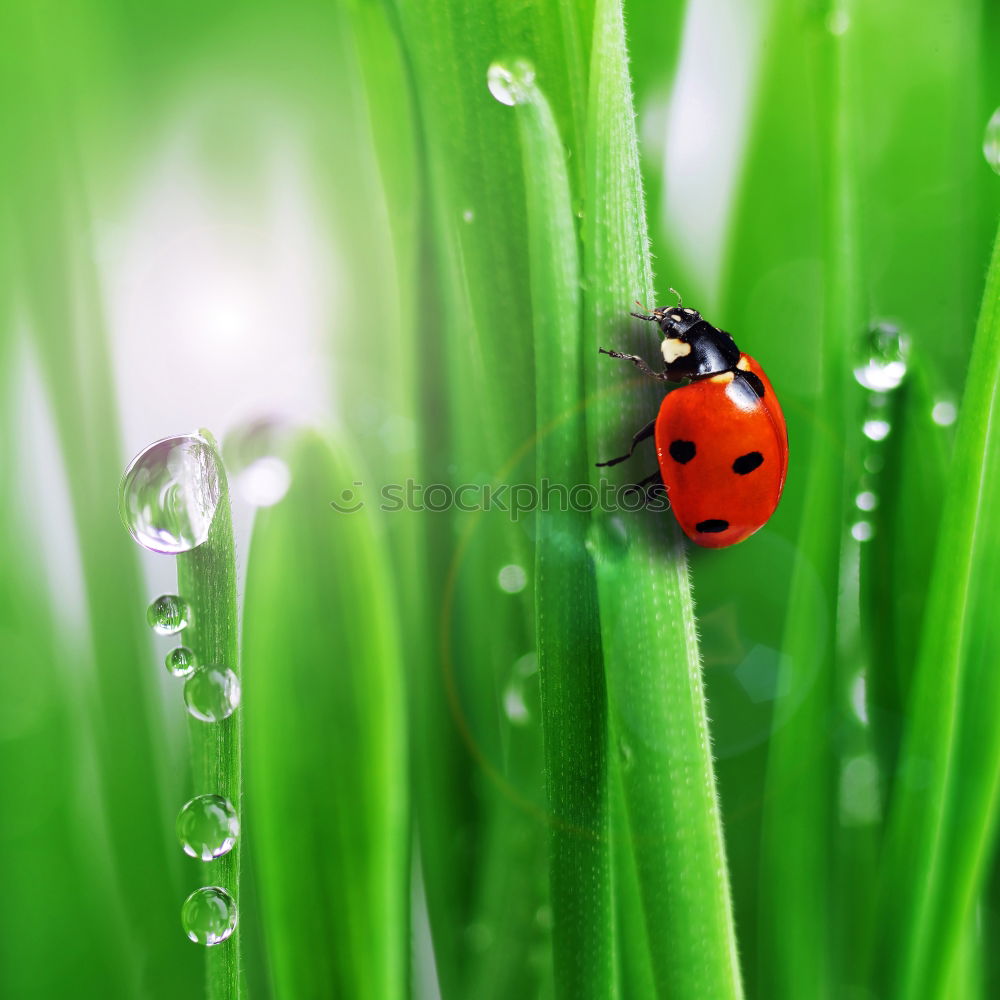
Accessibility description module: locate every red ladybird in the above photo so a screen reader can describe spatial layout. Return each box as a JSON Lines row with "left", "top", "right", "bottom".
{"left": 597, "top": 294, "right": 788, "bottom": 548}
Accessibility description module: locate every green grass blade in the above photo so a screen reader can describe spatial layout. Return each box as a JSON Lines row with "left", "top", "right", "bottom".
{"left": 584, "top": 0, "right": 742, "bottom": 995}
{"left": 242, "top": 432, "right": 407, "bottom": 999}
{"left": 175, "top": 431, "right": 245, "bottom": 1000}
{"left": 510, "top": 74, "right": 611, "bottom": 999}
{"left": 876, "top": 218, "right": 1000, "bottom": 1000}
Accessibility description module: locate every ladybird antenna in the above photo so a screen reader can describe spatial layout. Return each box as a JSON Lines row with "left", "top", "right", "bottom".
{"left": 631, "top": 299, "right": 655, "bottom": 322}
{"left": 668, "top": 287, "right": 683, "bottom": 308}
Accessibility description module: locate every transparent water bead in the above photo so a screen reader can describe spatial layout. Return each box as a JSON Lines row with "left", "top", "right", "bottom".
{"left": 498, "top": 564, "right": 527, "bottom": 593}
{"left": 165, "top": 646, "right": 197, "bottom": 678}
{"left": 120, "top": 435, "right": 221, "bottom": 554}
{"left": 984, "top": 107, "right": 1000, "bottom": 175}
{"left": 181, "top": 886, "right": 238, "bottom": 946}
{"left": 184, "top": 667, "right": 241, "bottom": 723}
{"left": 487, "top": 59, "right": 536, "bottom": 107}
{"left": 853, "top": 322, "right": 910, "bottom": 392}
{"left": 177, "top": 794, "right": 240, "bottom": 860}
{"left": 147, "top": 594, "right": 191, "bottom": 635}
{"left": 223, "top": 418, "right": 293, "bottom": 507}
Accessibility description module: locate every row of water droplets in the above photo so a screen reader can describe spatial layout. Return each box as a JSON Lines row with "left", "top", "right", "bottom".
{"left": 121, "top": 433, "right": 243, "bottom": 946}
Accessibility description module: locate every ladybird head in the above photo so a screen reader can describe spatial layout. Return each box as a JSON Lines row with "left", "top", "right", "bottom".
{"left": 631, "top": 304, "right": 703, "bottom": 365}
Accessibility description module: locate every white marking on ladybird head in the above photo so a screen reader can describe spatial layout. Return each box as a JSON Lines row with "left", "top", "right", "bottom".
{"left": 661, "top": 337, "right": 692, "bottom": 363}
{"left": 670, "top": 313, "right": 683, "bottom": 322}
{"left": 683, "top": 308, "right": 695, "bottom": 315}
{"left": 710, "top": 371, "right": 735, "bottom": 384}
{"left": 737, "top": 356, "right": 751, "bottom": 371}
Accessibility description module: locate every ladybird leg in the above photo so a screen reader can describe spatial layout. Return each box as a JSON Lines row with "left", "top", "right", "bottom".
{"left": 595, "top": 418, "right": 656, "bottom": 467}
{"left": 623, "top": 470, "right": 668, "bottom": 506}
{"left": 598, "top": 347, "right": 671, "bottom": 382}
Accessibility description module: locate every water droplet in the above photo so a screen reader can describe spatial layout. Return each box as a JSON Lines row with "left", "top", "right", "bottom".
{"left": 851, "top": 521, "right": 874, "bottom": 542}
{"left": 223, "top": 418, "right": 293, "bottom": 507}
{"left": 839, "top": 754, "right": 881, "bottom": 826}
{"left": 147, "top": 594, "right": 191, "bottom": 635}
{"left": 498, "top": 564, "right": 527, "bottom": 593}
{"left": 864, "top": 453, "right": 884, "bottom": 474}
{"left": 487, "top": 59, "right": 536, "bottom": 107}
{"left": 853, "top": 322, "right": 910, "bottom": 392}
{"left": 932, "top": 400, "right": 957, "bottom": 426}
{"left": 120, "top": 435, "right": 221, "bottom": 553}
{"left": 619, "top": 740, "right": 635, "bottom": 770}
{"left": 181, "top": 886, "right": 238, "bottom": 946}
{"left": 825, "top": 9, "right": 850, "bottom": 34}
{"left": 984, "top": 107, "right": 1000, "bottom": 175}
{"left": 465, "top": 922, "right": 493, "bottom": 952}
{"left": 515, "top": 651, "right": 537, "bottom": 676}
{"left": 850, "top": 672, "right": 869, "bottom": 724}
{"left": 184, "top": 667, "right": 241, "bottom": 722}
{"left": 855, "top": 491, "right": 878, "bottom": 512}
{"left": 177, "top": 794, "right": 240, "bottom": 860}
{"left": 863, "top": 419, "right": 891, "bottom": 442}
{"left": 165, "top": 646, "right": 197, "bottom": 678}
{"left": 462, "top": 209, "right": 475, "bottom": 223}
{"left": 503, "top": 681, "right": 530, "bottom": 725}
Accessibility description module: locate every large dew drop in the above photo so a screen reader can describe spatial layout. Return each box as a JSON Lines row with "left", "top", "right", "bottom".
{"left": 177, "top": 794, "right": 240, "bottom": 860}
{"left": 120, "top": 435, "right": 221, "bottom": 554}
{"left": 487, "top": 59, "right": 536, "bottom": 106}
{"left": 184, "top": 667, "right": 241, "bottom": 723}
{"left": 147, "top": 594, "right": 191, "bottom": 635}
{"left": 181, "top": 886, "right": 238, "bottom": 946}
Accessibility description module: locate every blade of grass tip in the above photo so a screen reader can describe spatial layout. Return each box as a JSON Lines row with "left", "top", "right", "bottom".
{"left": 875, "top": 219, "right": 1000, "bottom": 1000}
{"left": 506, "top": 73, "right": 611, "bottom": 999}
{"left": 175, "top": 431, "right": 245, "bottom": 1000}
{"left": 584, "top": 0, "right": 742, "bottom": 995}
{"left": 243, "top": 432, "right": 407, "bottom": 1000}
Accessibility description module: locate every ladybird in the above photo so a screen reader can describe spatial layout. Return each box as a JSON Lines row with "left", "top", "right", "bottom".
{"left": 597, "top": 292, "right": 788, "bottom": 548}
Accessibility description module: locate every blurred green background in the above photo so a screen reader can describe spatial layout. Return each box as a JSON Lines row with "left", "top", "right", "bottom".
{"left": 2, "top": 0, "right": 999, "bottom": 997}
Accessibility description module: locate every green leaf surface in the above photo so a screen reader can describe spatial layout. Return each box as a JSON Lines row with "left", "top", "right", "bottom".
{"left": 242, "top": 433, "right": 407, "bottom": 1000}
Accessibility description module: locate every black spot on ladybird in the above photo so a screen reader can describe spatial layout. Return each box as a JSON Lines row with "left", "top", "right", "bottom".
{"left": 669, "top": 440, "right": 696, "bottom": 464}
{"left": 732, "top": 451, "right": 764, "bottom": 475}
{"left": 696, "top": 519, "right": 729, "bottom": 534}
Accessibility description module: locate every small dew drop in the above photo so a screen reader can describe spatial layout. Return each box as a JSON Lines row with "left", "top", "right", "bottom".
{"left": 224, "top": 418, "right": 293, "bottom": 507}
{"left": 851, "top": 521, "right": 874, "bottom": 542}
{"left": 177, "top": 794, "right": 240, "bottom": 860}
{"left": 181, "top": 886, "right": 238, "bottom": 946}
{"left": 515, "top": 651, "right": 538, "bottom": 676}
{"left": 120, "top": 435, "right": 221, "bottom": 554}
{"left": 984, "top": 107, "right": 1000, "bottom": 175}
{"left": 147, "top": 594, "right": 191, "bottom": 635}
{"left": 462, "top": 209, "right": 475, "bottom": 224}
{"left": 619, "top": 740, "right": 635, "bottom": 770}
{"left": 839, "top": 754, "right": 881, "bottom": 826}
{"left": 850, "top": 672, "right": 869, "bottom": 725}
{"left": 503, "top": 682, "right": 530, "bottom": 726}
{"left": 855, "top": 491, "right": 878, "bottom": 512}
{"left": 487, "top": 59, "right": 536, "bottom": 106}
{"left": 825, "top": 9, "right": 850, "bottom": 34}
{"left": 184, "top": 668, "right": 241, "bottom": 723}
{"left": 864, "top": 453, "right": 885, "bottom": 474}
{"left": 498, "top": 564, "right": 527, "bottom": 593}
{"left": 863, "top": 419, "right": 891, "bottom": 442}
{"left": 932, "top": 400, "right": 957, "bottom": 426}
{"left": 165, "top": 646, "right": 197, "bottom": 678}
{"left": 853, "top": 322, "right": 910, "bottom": 392}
